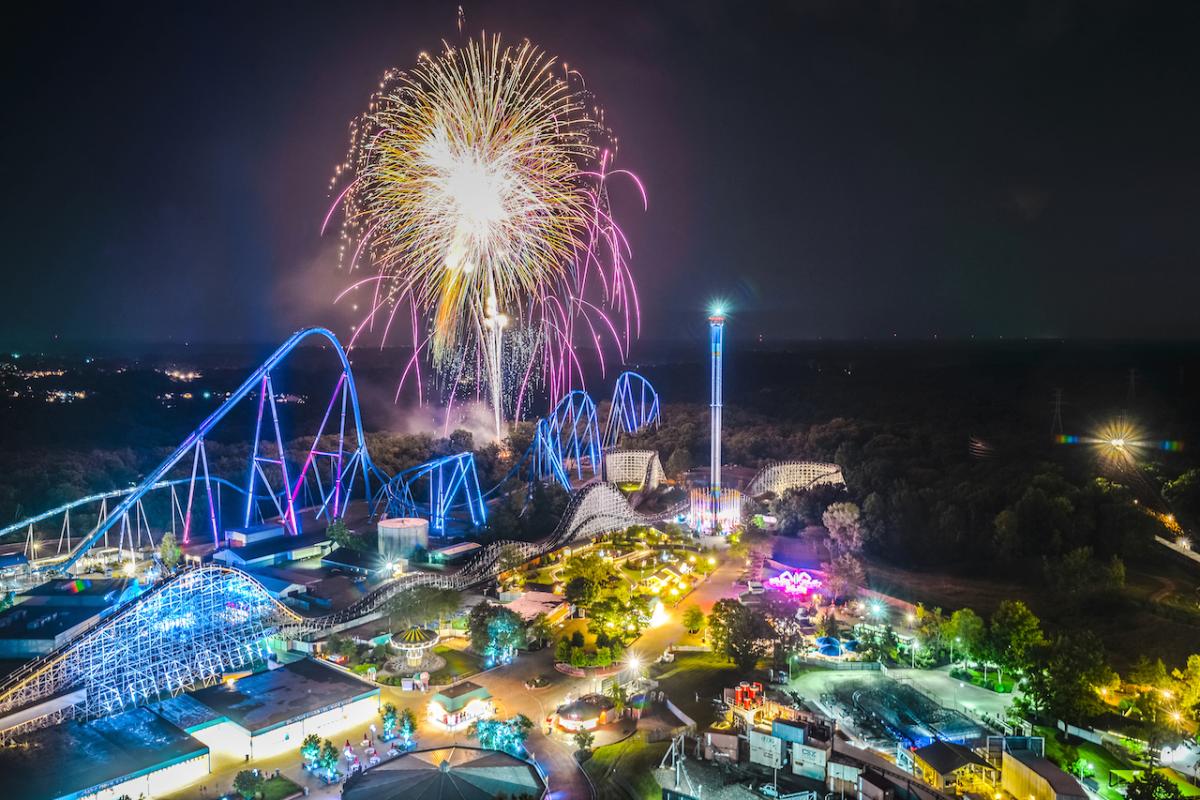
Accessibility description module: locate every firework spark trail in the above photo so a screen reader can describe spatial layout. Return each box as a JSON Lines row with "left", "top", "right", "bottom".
{"left": 329, "top": 34, "right": 643, "bottom": 437}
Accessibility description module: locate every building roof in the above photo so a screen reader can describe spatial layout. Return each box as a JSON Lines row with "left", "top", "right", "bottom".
{"left": 342, "top": 746, "right": 545, "bottom": 800}
{"left": 393, "top": 626, "right": 439, "bottom": 646}
{"left": 915, "top": 740, "right": 992, "bottom": 776}
{"left": 188, "top": 658, "right": 377, "bottom": 735}
{"left": 323, "top": 545, "right": 387, "bottom": 571}
{"left": 1010, "top": 750, "right": 1087, "bottom": 797}
{"left": 0, "top": 604, "right": 99, "bottom": 640}
{"left": 18, "top": 577, "right": 128, "bottom": 600}
{"left": 214, "top": 529, "right": 329, "bottom": 564}
{"left": 502, "top": 591, "right": 569, "bottom": 621}
{"left": 432, "top": 681, "right": 491, "bottom": 713}
{"left": 432, "top": 541, "right": 482, "bottom": 559}
{"left": 0, "top": 706, "right": 207, "bottom": 800}
{"left": 227, "top": 523, "right": 284, "bottom": 535}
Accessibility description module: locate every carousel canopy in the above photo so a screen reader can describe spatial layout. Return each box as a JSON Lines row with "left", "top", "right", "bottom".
{"left": 392, "top": 627, "right": 438, "bottom": 648}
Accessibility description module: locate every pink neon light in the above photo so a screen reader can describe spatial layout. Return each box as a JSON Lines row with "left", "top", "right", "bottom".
{"left": 767, "top": 570, "right": 822, "bottom": 596}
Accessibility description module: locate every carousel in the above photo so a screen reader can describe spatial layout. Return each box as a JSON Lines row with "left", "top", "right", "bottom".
{"left": 390, "top": 626, "right": 440, "bottom": 669}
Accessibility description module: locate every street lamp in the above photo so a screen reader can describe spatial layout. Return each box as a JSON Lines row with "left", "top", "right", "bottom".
{"left": 869, "top": 600, "right": 885, "bottom": 621}
{"left": 951, "top": 636, "right": 961, "bottom": 668}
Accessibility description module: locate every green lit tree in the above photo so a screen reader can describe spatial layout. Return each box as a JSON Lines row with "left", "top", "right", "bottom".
{"left": 399, "top": 706, "right": 417, "bottom": 746}
{"left": 469, "top": 714, "right": 533, "bottom": 755}
{"left": 317, "top": 739, "right": 340, "bottom": 778}
{"left": 300, "top": 732, "right": 322, "bottom": 764}
{"left": 682, "top": 604, "right": 706, "bottom": 634}
{"left": 380, "top": 703, "right": 397, "bottom": 739}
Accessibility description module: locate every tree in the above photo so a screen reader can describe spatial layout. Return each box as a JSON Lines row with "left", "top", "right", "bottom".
{"left": 468, "top": 602, "right": 525, "bottom": 662}
{"left": 682, "top": 605, "right": 706, "bottom": 634}
{"left": 399, "top": 706, "right": 417, "bottom": 745}
{"left": 301, "top": 732, "right": 322, "bottom": 763}
{"left": 990, "top": 600, "right": 1044, "bottom": 675}
{"left": 823, "top": 502, "right": 863, "bottom": 556}
{"left": 497, "top": 544, "right": 528, "bottom": 589}
{"left": 1026, "top": 630, "right": 1116, "bottom": 724}
{"left": 470, "top": 714, "right": 533, "bottom": 755}
{"left": 564, "top": 576, "right": 597, "bottom": 607}
{"left": 317, "top": 739, "right": 340, "bottom": 777}
{"left": 821, "top": 553, "right": 866, "bottom": 600}
{"left": 233, "top": 770, "right": 264, "bottom": 799}
{"left": 606, "top": 681, "right": 628, "bottom": 716}
{"left": 665, "top": 447, "right": 691, "bottom": 479}
{"left": 573, "top": 728, "right": 596, "bottom": 753}
{"left": 528, "top": 612, "right": 553, "bottom": 647}
{"left": 554, "top": 637, "right": 571, "bottom": 663}
{"left": 563, "top": 552, "right": 616, "bottom": 587}
{"left": 380, "top": 703, "right": 398, "bottom": 739}
{"left": 158, "top": 530, "right": 182, "bottom": 570}
{"left": 944, "top": 608, "right": 986, "bottom": 667}
{"left": 328, "top": 517, "right": 369, "bottom": 552}
{"left": 709, "top": 598, "right": 773, "bottom": 672}
{"left": 1125, "top": 770, "right": 1183, "bottom": 800}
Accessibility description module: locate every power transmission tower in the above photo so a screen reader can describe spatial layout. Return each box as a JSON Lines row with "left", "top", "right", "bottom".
{"left": 1051, "top": 388, "right": 1064, "bottom": 437}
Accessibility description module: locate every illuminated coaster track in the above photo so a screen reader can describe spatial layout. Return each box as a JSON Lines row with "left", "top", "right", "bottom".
{"left": 20, "top": 327, "right": 374, "bottom": 575}
{"left": 381, "top": 452, "right": 488, "bottom": 533}
{"left": 603, "top": 371, "right": 660, "bottom": 448}
{"left": 0, "top": 476, "right": 338, "bottom": 571}
{"left": 746, "top": 461, "right": 846, "bottom": 497}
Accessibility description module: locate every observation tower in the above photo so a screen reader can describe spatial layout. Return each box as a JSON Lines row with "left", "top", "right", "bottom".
{"left": 690, "top": 306, "right": 741, "bottom": 531}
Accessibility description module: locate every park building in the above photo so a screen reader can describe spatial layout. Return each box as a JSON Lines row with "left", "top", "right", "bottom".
{"left": 0, "top": 577, "right": 135, "bottom": 658}
{"left": 161, "top": 657, "right": 381, "bottom": 762}
{"left": 903, "top": 740, "right": 998, "bottom": 793}
{"left": 0, "top": 705, "right": 211, "bottom": 800}
{"left": 1002, "top": 749, "right": 1087, "bottom": 800}
{"left": 212, "top": 527, "right": 333, "bottom": 569}
{"left": 427, "top": 681, "right": 494, "bottom": 732}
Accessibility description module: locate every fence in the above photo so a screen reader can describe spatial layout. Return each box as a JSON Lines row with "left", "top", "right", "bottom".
{"left": 795, "top": 657, "right": 881, "bottom": 671}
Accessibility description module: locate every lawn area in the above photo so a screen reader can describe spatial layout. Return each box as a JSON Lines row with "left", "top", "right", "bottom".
{"left": 1036, "top": 726, "right": 1132, "bottom": 800}
{"left": 651, "top": 651, "right": 770, "bottom": 729}
{"left": 584, "top": 732, "right": 670, "bottom": 800}
{"left": 950, "top": 665, "right": 1015, "bottom": 693}
{"left": 428, "top": 645, "right": 484, "bottom": 684}
{"left": 260, "top": 774, "right": 303, "bottom": 800}
{"left": 1111, "top": 769, "right": 1200, "bottom": 799}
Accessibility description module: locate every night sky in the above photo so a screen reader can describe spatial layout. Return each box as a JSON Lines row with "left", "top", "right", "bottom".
{"left": 4, "top": 0, "right": 1200, "bottom": 348}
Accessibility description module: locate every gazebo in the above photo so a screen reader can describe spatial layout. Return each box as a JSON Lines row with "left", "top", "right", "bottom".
{"left": 390, "top": 626, "right": 439, "bottom": 668}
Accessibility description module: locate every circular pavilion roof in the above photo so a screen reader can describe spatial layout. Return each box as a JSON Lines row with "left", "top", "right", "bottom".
{"left": 342, "top": 745, "right": 545, "bottom": 800}
{"left": 391, "top": 627, "right": 438, "bottom": 648}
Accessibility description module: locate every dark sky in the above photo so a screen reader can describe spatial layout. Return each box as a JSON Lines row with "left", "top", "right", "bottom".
{"left": 4, "top": 0, "right": 1200, "bottom": 349}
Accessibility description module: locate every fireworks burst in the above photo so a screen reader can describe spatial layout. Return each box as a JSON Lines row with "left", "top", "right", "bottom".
{"left": 328, "top": 34, "right": 644, "bottom": 437}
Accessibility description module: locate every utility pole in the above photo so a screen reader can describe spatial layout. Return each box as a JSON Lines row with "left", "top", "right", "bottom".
{"left": 1051, "top": 388, "right": 1064, "bottom": 436}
